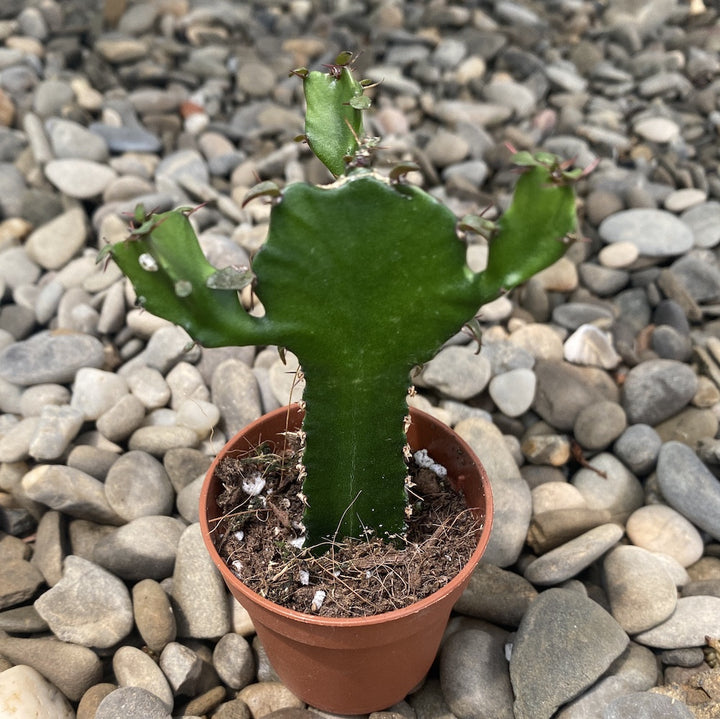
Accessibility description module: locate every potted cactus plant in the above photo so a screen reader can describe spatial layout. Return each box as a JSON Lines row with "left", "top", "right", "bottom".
{"left": 101, "top": 53, "right": 581, "bottom": 713}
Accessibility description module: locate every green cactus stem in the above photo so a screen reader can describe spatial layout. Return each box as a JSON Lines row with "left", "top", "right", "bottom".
{"left": 100, "top": 208, "right": 273, "bottom": 348}
{"left": 296, "top": 52, "right": 366, "bottom": 177}
{"left": 102, "top": 55, "right": 579, "bottom": 551}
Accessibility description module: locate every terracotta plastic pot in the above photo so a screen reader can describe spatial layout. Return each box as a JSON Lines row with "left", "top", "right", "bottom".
{"left": 199, "top": 404, "right": 493, "bottom": 715}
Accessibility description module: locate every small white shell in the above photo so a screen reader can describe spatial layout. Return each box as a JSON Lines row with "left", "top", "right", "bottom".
{"left": 563, "top": 324, "right": 621, "bottom": 370}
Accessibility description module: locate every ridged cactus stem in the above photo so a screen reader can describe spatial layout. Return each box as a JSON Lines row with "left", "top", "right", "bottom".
{"left": 299, "top": 366, "right": 410, "bottom": 544}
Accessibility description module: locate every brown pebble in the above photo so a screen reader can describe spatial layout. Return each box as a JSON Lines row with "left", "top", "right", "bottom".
{"left": 0, "top": 88, "right": 15, "bottom": 127}
{"left": 585, "top": 190, "right": 624, "bottom": 226}
{"left": 77, "top": 683, "right": 117, "bottom": 719}
{"left": 183, "top": 685, "right": 228, "bottom": 716}
{"left": 213, "top": 698, "right": 253, "bottom": 719}
{"left": 237, "top": 682, "right": 305, "bottom": 718}
{"left": 132, "top": 578, "right": 177, "bottom": 653}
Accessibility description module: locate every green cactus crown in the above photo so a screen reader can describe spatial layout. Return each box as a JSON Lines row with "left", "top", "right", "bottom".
{"left": 101, "top": 52, "right": 581, "bottom": 551}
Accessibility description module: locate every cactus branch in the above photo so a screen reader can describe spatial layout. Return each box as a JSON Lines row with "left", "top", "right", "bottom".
{"left": 472, "top": 164, "right": 577, "bottom": 305}
{"left": 302, "top": 54, "right": 368, "bottom": 177}
{"left": 102, "top": 208, "right": 275, "bottom": 348}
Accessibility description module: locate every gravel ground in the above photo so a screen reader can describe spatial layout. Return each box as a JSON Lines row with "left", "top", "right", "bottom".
{"left": 1, "top": 1, "right": 720, "bottom": 718}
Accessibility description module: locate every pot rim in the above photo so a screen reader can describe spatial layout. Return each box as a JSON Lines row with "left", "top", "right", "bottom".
{"left": 199, "top": 404, "right": 493, "bottom": 628}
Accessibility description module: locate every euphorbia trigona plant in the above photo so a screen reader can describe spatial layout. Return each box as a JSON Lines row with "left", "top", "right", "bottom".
{"left": 100, "top": 53, "right": 581, "bottom": 551}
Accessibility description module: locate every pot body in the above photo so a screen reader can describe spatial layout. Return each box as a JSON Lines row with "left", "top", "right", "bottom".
{"left": 199, "top": 404, "right": 493, "bottom": 715}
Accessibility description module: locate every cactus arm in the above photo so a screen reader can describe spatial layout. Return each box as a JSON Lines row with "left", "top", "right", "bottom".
{"left": 472, "top": 165, "right": 577, "bottom": 305}
{"left": 303, "top": 66, "right": 366, "bottom": 177}
{"left": 102, "top": 209, "right": 276, "bottom": 348}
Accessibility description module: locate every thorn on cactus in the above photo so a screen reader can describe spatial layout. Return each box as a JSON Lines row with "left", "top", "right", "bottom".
{"left": 242, "top": 181, "right": 282, "bottom": 207}
{"left": 128, "top": 213, "right": 167, "bottom": 240}
{"left": 322, "top": 50, "right": 356, "bottom": 78}
{"left": 458, "top": 214, "right": 498, "bottom": 241}
{"left": 463, "top": 317, "right": 484, "bottom": 353}
{"left": 180, "top": 202, "right": 208, "bottom": 217}
{"left": 343, "top": 120, "right": 383, "bottom": 169}
{"left": 96, "top": 243, "right": 114, "bottom": 269}
{"left": 389, "top": 162, "right": 420, "bottom": 183}
{"left": 562, "top": 231, "right": 589, "bottom": 246}
{"left": 506, "top": 145, "right": 598, "bottom": 186}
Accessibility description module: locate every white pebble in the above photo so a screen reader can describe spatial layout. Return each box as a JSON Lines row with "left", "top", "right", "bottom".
{"left": 176, "top": 399, "right": 220, "bottom": 437}
{"left": 598, "top": 241, "right": 639, "bottom": 269}
{"left": 0, "top": 665, "right": 74, "bottom": 718}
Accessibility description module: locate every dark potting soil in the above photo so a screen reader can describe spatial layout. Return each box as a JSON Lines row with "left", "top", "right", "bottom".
{"left": 210, "top": 431, "right": 481, "bottom": 618}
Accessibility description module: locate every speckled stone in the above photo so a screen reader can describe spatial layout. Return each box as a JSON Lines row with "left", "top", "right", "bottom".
{"left": 417, "top": 344, "right": 492, "bottom": 400}
{"left": 454, "top": 563, "right": 538, "bottom": 627}
{"left": 132, "top": 579, "right": 177, "bottom": 653}
{"left": 510, "top": 588, "right": 628, "bottom": 719}
{"left": 523, "top": 523, "right": 624, "bottom": 586}
{"left": 571, "top": 453, "right": 644, "bottom": 522}
{"left": 603, "top": 545, "right": 678, "bottom": 633}
{"left": 440, "top": 624, "right": 514, "bottom": 719}
{"left": 0, "top": 331, "right": 105, "bottom": 385}
{"left": 0, "top": 634, "right": 102, "bottom": 701}
{"left": 633, "top": 596, "right": 720, "bottom": 649}
{"left": 172, "top": 523, "right": 230, "bottom": 639}
{"left": 622, "top": 360, "right": 698, "bottom": 426}
{"left": 656, "top": 441, "right": 720, "bottom": 542}
{"left": 34, "top": 555, "right": 134, "bottom": 649}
